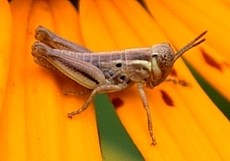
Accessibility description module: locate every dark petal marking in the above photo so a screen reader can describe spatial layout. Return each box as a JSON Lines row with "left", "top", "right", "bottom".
{"left": 111, "top": 97, "right": 124, "bottom": 109}
{"left": 201, "top": 49, "right": 223, "bottom": 71}
{"left": 170, "top": 68, "right": 177, "bottom": 77}
{"left": 160, "top": 90, "right": 174, "bottom": 106}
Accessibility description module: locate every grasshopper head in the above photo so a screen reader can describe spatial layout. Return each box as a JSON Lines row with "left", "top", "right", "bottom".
{"left": 147, "top": 31, "right": 207, "bottom": 88}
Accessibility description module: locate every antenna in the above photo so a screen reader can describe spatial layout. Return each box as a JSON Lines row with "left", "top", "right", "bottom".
{"left": 174, "top": 31, "right": 207, "bottom": 61}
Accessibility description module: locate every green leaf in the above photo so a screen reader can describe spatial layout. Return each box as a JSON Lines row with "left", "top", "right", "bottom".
{"left": 185, "top": 60, "right": 230, "bottom": 119}
{"left": 94, "top": 94, "right": 144, "bottom": 161}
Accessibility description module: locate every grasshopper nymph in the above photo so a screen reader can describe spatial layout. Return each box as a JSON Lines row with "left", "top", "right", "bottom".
{"left": 32, "top": 26, "right": 206, "bottom": 145}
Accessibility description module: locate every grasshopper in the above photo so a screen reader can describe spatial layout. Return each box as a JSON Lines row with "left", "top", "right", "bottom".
{"left": 31, "top": 26, "right": 206, "bottom": 145}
